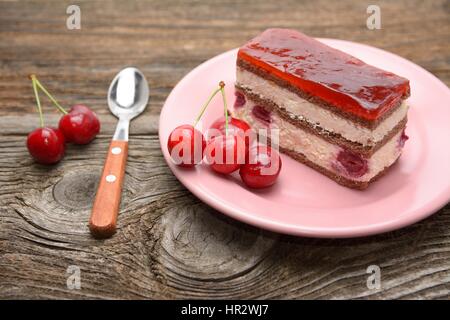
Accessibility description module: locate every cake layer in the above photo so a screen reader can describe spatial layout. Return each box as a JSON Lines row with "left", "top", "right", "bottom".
{"left": 233, "top": 92, "right": 407, "bottom": 189}
{"left": 236, "top": 67, "right": 409, "bottom": 147}
{"left": 235, "top": 85, "right": 407, "bottom": 157}
{"left": 238, "top": 28, "right": 410, "bottom": 125}
{"left": 279, "top": 146, "right": 398, "bottom": 190}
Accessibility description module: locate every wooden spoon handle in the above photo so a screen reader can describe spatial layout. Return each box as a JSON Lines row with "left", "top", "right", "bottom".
{"left": 89, "top": 140, "right": 128, "bottom": 238}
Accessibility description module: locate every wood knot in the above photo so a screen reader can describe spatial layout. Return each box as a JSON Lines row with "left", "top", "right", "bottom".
{"left": 158, "top": 204, "right": 277, "bottom": 282}
{"left": 53, "top": 171, "right": 99, "bottom": 209}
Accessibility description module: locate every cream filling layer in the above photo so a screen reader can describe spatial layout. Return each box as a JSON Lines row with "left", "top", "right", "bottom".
{"left": 236, "top": 67, "right": 408, "bottom": 147}
{"left": 234, "top": 98, "right": 403, "bottom": 182}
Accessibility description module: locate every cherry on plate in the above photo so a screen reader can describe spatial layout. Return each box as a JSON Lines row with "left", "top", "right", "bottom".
{"left": 239, "top": 145, "right": 282, "bottom": 188}
{"left": 209, "top": 116, "right": 251, "bottom": 139}
{"left": 59, "top": 104, "right": 100, "bottom": 144}
{"left": 167, "top": 124, "right": 206, "bottom": 168}
{"left": 26, "top": 127, "right": 66, "bottom": 165}
{"left": 209, "top": 116, "right": 255, "bottom": 151}
{"left": 205, "top": 134, "right": 246, "bottom": 174}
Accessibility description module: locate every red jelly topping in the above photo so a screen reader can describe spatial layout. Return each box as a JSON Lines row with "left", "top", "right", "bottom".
{"left": 252, "top": 105, "right": 272, "bottom": 124}
{"left": 238, "top": 29, "right": 410, "bottom": 122}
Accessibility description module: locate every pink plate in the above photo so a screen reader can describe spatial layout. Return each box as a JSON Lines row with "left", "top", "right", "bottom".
{"left": 159, "top": 39, "right": 450, "bottom": 238}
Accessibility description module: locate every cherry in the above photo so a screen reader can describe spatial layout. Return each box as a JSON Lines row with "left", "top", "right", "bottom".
{"left": 398, "top": 129, "right": 409, "bottom": 148}
{"left": 26, "top": 75, "right": 66, "bottom": 164}
{"left": 209, "top": 116, "right": 252, "bottom": 139}
{"left": 205, "top": 134, "right": 246, "bottom": 174}
{"left": 239, "top": 145, "right": 282, "bottom": 188}
{"left": 71, "top": 104, "right": 97, "bottom": 115}
{"left": 27, "top": 127, "right": 65, "bottom": 164}
{"left": 59, "top": 105, "right": 100, "bottom": 144}
{"left": 168, "top": 125, "right": 206, "bottom": 167}
{"left": 210, "top": 116, "right": 251, "bottom": 136}
{"left": 234, "top": 91, "right": 246, "bottom": 108}
{"left": 335, "top": 149, "right": 368, "bottom": 178}
{"left": 29, "top": 75, "right": 100, "bottom": 145}
{"left": 252, "top": 105, "right": 272, "bottom": 124}
{"left": 168, "top": 81, "right": 234, "bottom": 168}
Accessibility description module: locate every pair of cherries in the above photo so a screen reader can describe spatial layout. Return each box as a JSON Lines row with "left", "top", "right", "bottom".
{"left": 26, "top": 75, "right": 100, "bottom": 165}
{"left": 167, "top": 82, "right": 281, "bottom": 189}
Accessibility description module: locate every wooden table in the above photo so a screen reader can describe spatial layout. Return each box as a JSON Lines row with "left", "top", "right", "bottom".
{"left": 1, "top": 0, "right": 449, "bottom": 300}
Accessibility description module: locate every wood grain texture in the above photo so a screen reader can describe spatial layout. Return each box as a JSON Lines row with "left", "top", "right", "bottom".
{"left": 0, "top": 0, "right": 449, "bottom": 300}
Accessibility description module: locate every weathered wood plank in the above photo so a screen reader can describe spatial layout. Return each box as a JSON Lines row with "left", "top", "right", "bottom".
{"left": 0, "top": 0, "right": 449, "bottom": 300}
{"left": 0, "top": 0, "right": 449, "bottom": 118}
{"left": 0, "top": 134, "right": 449, "bottom": 299}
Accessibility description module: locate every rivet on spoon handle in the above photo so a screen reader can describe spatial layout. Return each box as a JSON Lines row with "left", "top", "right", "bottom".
{"left": 89, "top": 140, "right": 128, "bottom": 238}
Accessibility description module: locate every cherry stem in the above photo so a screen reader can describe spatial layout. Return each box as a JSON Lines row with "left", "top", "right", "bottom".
{"left": 219, "top": 81, "right": 228, "bottom": 136}
{"left": 33, "top": 76, "right": 68, "bottom": 115}
{"left": 30, "top": 75, "right": 44, "bottom": 127}
{"left": 193, "top": 85, "right": 221, "bottom": 127}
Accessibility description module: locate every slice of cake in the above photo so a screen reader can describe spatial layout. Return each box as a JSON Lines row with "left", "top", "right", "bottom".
{"left": 233, "top": 28, "right": 410, "bottom": 189}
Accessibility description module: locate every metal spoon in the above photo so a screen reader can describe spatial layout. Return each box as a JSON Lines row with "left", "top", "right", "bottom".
{"left": 89, "top": 67, "right": 149, "bottom": 238}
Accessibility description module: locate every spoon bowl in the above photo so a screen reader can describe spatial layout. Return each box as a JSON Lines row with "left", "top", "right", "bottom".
{"left": 108, "top": 67, "right": 149, "bottom": 120}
